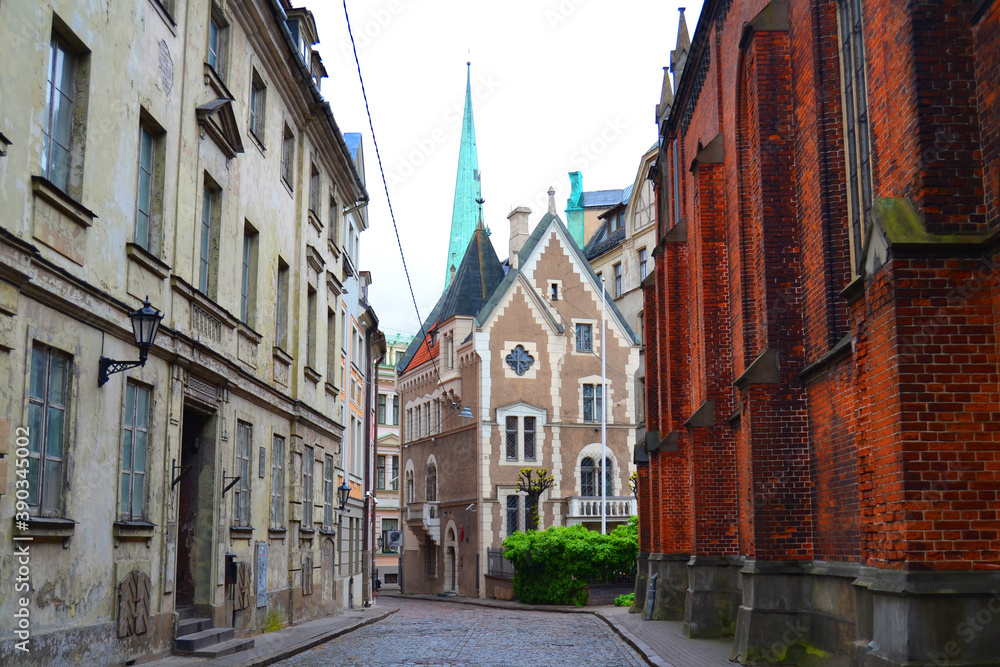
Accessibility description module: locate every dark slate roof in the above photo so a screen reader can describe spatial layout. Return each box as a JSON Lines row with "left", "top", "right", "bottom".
{"left": 343, "top": 132, "right": 361, "bottom": 159}
{"left": 475, "top": 212, "right": 638, "bottom": 344}
{"left": 396, "top": 225, "right": 504, "bottom": 375}
{"left": 580, "top": 188, "right": 624, "bottom": 208}
{"left": 438, "top": 225, "right": 506, "bottom": 321}
{"left": 584, "top": 223, "right": 627, "bottom": 260}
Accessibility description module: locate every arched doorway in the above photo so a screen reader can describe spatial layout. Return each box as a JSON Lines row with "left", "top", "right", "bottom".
{"left": 444, "top": 524, "right": 458, "bottom": 593}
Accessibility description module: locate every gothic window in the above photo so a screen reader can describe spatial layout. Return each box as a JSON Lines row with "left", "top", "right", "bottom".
{"left": 425, "top": 462, "right": 437, "bottom": 502}
{"left": 505, "top": 345, "right": 534, "bottom": 376}
{"left": 583, "top": 383, "right": 603, "bottom": 423}
{"left": 581, "top": 457, "right": 613, "bottom": 497}
{"left": 575, "top": 323, "right": 592, "bottom": 352}
{"left": 837, "top": 0, "right": 873, "bottom": 272}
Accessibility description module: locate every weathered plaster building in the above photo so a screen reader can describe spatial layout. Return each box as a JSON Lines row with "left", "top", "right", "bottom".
{"left": 636, "top": 1, "right": 1000, "bottom": 665}
{"left": 0, "top": 0, "right": 376, "bottom": 663}
{"left": 373, "top": 333, "right": 412, "bottom": 590}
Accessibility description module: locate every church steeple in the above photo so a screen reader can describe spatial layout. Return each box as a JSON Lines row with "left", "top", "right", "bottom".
{"left": 445, "top": 62, "right": 483, "bottom": 288}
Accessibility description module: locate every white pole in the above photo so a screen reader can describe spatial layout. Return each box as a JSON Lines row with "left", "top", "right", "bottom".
{"left": 601, "top": 276, "right": 607, "bottom": 535}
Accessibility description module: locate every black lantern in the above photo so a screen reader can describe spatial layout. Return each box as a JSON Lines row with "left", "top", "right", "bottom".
{"left": 338, "top": 481, "right": 351, "bottom": 512}
{"left": 99, "top": 297, "right": 163, "bottom": 386}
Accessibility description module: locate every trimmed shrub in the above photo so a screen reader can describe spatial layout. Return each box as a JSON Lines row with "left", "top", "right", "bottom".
{"left": 502, "top": 517, "right": 638, "bottom": 607}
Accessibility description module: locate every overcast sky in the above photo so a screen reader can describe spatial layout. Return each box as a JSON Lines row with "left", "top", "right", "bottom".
{"left": 310, "top": 0, "right": 703, "bottom": 338}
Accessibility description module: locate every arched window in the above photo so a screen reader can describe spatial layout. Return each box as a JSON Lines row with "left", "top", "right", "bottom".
{"left": 580, "top": 457, "right": 613, "bottom": 497}
{"left": 425, "top": 463, "right": 437, "bottom": 502}
{"left": 405, "top": 470, "right": 414, "bottom": 504}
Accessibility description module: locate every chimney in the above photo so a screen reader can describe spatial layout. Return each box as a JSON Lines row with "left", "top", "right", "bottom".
{"left": 507, "top": 206, "right": 531, "bottom": 270}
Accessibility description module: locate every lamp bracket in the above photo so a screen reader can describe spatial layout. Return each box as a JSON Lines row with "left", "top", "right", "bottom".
{"left": 222, "top": 470, "right": 241, "bottom": 495}
{"left": 171, "top": 461, "right": 193, "bottom": 488}
{"left": 98, "top": 356, "right": 146, "bottom": 386}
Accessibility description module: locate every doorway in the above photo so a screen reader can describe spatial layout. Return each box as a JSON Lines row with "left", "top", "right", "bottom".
{"left": 176, "top": 406, "right": 217, "bottom": 611}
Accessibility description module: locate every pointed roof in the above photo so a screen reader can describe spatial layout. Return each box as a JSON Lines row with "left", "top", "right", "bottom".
{"left": 475, "top": 212, "right": 638, "bottom": 345}
{"left": 445, "top": 62, "right": 483, "bottom": 289}
{"left": 397, "top": 225, "right": 504, "bottom": 375}
{"left": 670, "top": 8, "right": 691, "bottom": 89}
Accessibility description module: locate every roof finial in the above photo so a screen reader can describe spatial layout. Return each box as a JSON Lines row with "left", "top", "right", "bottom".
{"left": 547, "top": 187, "right": 557, "bottom": 215}
{"left": 476, "top": 196, "right": 486, "bottom": 230}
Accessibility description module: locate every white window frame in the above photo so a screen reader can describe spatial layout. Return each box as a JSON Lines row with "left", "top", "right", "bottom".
{"left": 496, "top": 403, "right": 546, "bottom": 466}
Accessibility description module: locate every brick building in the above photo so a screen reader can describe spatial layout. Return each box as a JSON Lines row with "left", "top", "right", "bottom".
{"left": 636, "top": 1, "right": 1000, "bottom": 665}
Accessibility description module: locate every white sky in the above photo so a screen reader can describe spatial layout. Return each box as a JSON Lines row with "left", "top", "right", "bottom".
{"left": 310, "top": 0, "right": 703, "bottom": 337}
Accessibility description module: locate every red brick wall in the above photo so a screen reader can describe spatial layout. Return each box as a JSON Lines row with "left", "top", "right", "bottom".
{"left": 974, "top": 2, "right": 1000, "bottom": 230}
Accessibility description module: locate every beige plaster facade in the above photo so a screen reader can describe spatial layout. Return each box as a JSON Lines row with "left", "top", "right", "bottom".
{"left": 0, "top": 0, "right": 373, "bottom": 663}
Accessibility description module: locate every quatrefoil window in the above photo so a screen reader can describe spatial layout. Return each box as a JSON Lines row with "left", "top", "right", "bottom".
{"left": 505, "top": 345, "right": 535, "bottom": 376}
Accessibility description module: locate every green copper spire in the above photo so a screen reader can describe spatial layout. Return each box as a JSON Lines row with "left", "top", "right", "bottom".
{"left": 445, "top": 62, "right": 483, "bottom": 289}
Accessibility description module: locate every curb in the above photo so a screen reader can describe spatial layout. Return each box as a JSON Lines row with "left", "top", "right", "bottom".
{"left": 593, "top": 612, "right": 673, "bottom": 667}
{"left": 236, "top": 608, "right": 399, "bottom": 667}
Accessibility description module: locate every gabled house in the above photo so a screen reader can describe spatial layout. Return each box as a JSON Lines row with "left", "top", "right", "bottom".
{"left": 397, "top": 191, "right": 641, "bottom": 598}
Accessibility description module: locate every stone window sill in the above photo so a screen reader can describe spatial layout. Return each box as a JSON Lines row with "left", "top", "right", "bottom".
{"left": 126, "top": 242, "right": 172, "bottom": 279}
{"left": 114, "top": 520, "right": 156, "bottom": 547}
{"left": 21, "top": 516, "right": 77, "bottom": 548}
{"left": 304, "top": 365, "right": 322, "bottom": 384}
{"left": 32, "top": 176, "right": 96, "bottom": 228}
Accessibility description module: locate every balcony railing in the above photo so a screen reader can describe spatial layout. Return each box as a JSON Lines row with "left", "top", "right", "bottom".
{"left": 567, "top": 496, "right": 637, "bottom": 520}
{"left": 405, "top": 501, "right": 441, "bottom": 544}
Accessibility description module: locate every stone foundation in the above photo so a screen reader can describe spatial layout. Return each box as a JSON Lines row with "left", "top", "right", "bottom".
{"left": 683, "top": 555, "right": 742, "bottom": 638}
{"left": 631, "top": 552, "right": 649, "bottom": 613}
{"left": 650, "top": 552, "right": 690, "bottom": 620}
{"left": 852, "top": 569, "right": 1000, "bottom": 667}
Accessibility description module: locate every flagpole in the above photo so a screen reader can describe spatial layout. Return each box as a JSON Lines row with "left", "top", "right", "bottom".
{"left": 601, "top": 275, "right": 607, "bottom": 535}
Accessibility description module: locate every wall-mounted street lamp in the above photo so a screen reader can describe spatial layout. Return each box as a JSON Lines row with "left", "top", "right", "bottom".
{"left": 338, "top": 481, "right": 351, "bottom": 513}
{"left": 458, "top": 406, "right": 473, "bottom": 426}
{"left": 98, "top": 297, "right": 163, "bottom": 386}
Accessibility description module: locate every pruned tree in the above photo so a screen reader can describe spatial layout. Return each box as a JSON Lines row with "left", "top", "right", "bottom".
{"left": 517, "top": 467, "right": 555, "bottom": 531}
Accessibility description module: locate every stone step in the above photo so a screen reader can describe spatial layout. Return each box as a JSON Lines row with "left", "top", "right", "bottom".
{"left": 174, "top": 627, "right": 235, "bottom": 653}
{"left": 177, "top": 617, "right": 212, "bottom": 637}
{"left": 188, "top": 636, "right": 255, "bottom": 659}
{"left": 176, "top": 606, "right": 195, "bottom": 621}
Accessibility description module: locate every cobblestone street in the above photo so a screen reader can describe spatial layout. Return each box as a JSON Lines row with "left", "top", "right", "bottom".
{"left": 274, "top": 597, "right": 647, "bottom": 667}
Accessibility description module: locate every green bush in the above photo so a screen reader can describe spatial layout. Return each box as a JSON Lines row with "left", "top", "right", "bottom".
{"left": 614, "top": 592, "right": 635, "bottom": 607}
{"left": 502, "top": 516, "right": 638, "bottom": 607}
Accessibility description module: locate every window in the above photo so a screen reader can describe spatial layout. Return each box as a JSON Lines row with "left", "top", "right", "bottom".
{"left": 523, "top": 417, "right": 536, "bottom": 460}
{"left": 207, "top": 11, "right": 227, "bottom": 77}
{"left": 26, "top": 346, "right": 69, "bottom": 515}
{"left": 672, "top": 138, "right": 680, "bottom": 224}
{"left": 392, "top": 396, "right": 400, "bottom": 426}
{"left": 424, "top": 540, "right": 438, "bottom": 577}
{"left": 240, "top": 223, "right": 258, "bottom": 326}
{"left": 581, "top": 457, "right": 613, "bottom": 497}
{"left": 639, "top": 248, "right": 648, "bottom": 281}
{"left": 378, "top": 394, "right": 386, "bottom": 424}
{"left": 329, "top": 195, "right": 339, "bottom": 246}
{"left": 281, "top": 124, "right": 294, "bottom": 188}
{"left": 550, "top": 283, "right": 559, "bottom": 300}
{"left": 340, "top": 311, "right": 348, "bottom": 352}
{"left": 638, "top": 377, "right": 646, "bottom": 423}
{"left": 381, "top": 518, "right": 399, "bottom": 554}
{"left": 234, "top": 421, "right": 252, "bottom": 526}
{"left": 120, "top": 382, "right": 151, "bottom": 521}
{"left": 637, "top": 311, "right": 644, "bottom": 346}
{"left": 135, "top": 126, "right": 155, "bottom": 250}
{"left": 507, "top": 495, "right": 520, "bottom": 536}
{"left": 309, "top": 164, "right": 320, "bottom": 215}
{"left": 837, "top": 0, "right": 873, "bottom": 272}
{"left": 323, "top": 454, "right": 334, "bottom": 530}
{"left": 425, "top": 462, "right": 437, "bottom": 502}
{"left": 575, "top": 323, "right": 592, "bottom": 352}
{"left": 271, "top": 435, "right": 284, "bottom": 528}
{"left": 327, "top": 308, "right": 338, "bottom": 383}
{"left": 614, "top": 263, "right": 622, "bottom": 298}
{"left": 583, "top": 383, "right": 603, "bottom": 423}
{"left": 505, "top": 416, "right": 517, "bottom": 459}
{"left": 249, "top": 71, "right": 266, "bottom": 141}
{"left": 377, "top": 455, "right": 386, "bottom": 490}
{"left": 405, "top": 469, "right": 414, "bottom": 504}
{"left": 276, "top": 258, "right": 289, "bottom": 348}
{"left": 391, "top": 455, "right": 399, "bottom": 490}
{"left": 302, "top": 446, "right": 314, "bottom": 528}
{"left": 199, "top": 179, "right": 221, "bottom": 297}
{"left": 42, "top": 35, "right": 79, "bottom": 193}
{"left": 306, "top": 286, "right": 317, "bottom": 369}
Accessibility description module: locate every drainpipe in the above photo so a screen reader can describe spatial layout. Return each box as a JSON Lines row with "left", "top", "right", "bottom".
{"left": 362, "top": 305, "right": 385, "bottom": 606}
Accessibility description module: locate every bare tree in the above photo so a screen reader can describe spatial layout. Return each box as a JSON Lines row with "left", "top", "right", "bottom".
{"left": 517, "top": 467, "right": 555, "bottom": 531}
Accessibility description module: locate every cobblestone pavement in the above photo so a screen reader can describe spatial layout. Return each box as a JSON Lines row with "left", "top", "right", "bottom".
{"left": 274, "top": 597, "right": 647, "bottom": 667}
